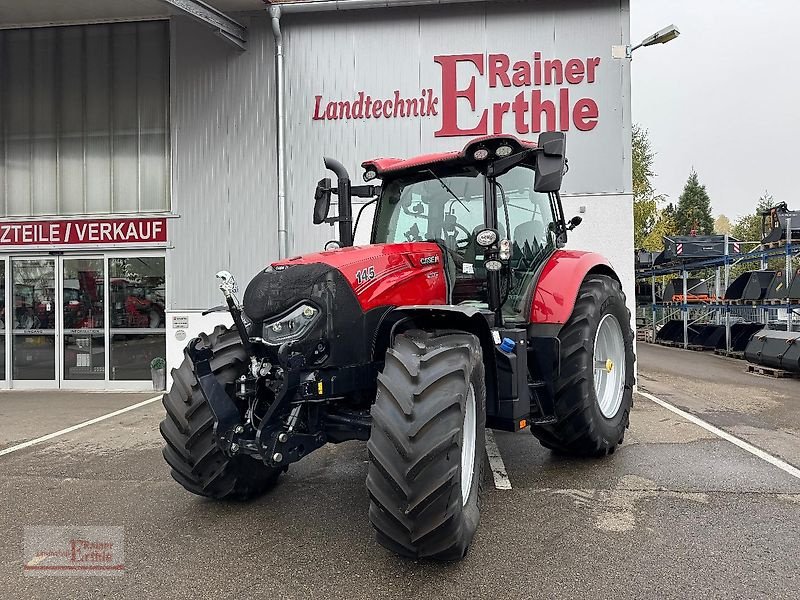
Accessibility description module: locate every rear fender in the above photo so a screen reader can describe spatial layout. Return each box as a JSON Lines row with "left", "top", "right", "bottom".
{"left": 530, "top": 250, "right": 620, "bottom": 325}
{"left": 373, "top": 305, "right": 499, "bottom": 420}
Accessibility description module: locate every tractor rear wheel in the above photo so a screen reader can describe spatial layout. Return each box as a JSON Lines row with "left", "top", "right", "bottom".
{"left": 160, "top": 325, "right": 283, "bottom": 500}
{"left": 530, "top": 275, "right": 635, "bottom": 456}
{"left": 367, "top": 330, "right": 486, "bottom": 560}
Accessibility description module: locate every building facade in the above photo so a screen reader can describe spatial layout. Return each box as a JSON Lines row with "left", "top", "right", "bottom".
{"left": 0, "top": 0, "right": 632, "bottom": 390}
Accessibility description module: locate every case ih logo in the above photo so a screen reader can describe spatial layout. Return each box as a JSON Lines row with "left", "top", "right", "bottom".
{"left": 313, "top": 52, "right": 601, "bottom": 137}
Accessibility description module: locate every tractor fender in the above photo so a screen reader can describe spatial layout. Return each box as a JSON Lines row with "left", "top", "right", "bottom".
{"left": 530, "top": 250, "right": 621, "bottom": 325}
{"left": 373, "top": 305, "right": 499, "bottom": 414}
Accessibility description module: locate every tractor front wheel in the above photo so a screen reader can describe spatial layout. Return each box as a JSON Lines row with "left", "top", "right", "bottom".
{"left": 530, "top": 275, "right": 635, "bottom": 456}
{"left": 160, "top": 326, "right": 283, "bottom": 500}
{"left": 367, "top": 330, "right": 486, "bottom": 560}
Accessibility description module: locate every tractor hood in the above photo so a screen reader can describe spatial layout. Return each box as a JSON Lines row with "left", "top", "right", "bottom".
{"left": 242, "top": 242, "right": 447, "bottom": 324}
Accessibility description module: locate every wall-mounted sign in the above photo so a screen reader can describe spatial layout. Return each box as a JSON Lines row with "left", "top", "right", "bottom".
{"left": 313, "top": 52, "right": 602, "bottom": 137}
{"left": 0, "top": 217, "right": 168, "bottom": 250}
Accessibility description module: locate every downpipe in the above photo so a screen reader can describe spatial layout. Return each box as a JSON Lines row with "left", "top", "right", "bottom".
{"left": 270, "top": 6, "right": 289, "bottom": 259}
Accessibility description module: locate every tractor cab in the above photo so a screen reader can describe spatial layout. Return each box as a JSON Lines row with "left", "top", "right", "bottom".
{"left": 314, "top": 133, "right": 575, "bottom": 325}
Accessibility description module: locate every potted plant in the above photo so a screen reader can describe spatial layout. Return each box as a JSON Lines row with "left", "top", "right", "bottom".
{"left": 150, "top": 357, "right": 166, "bottom": 391}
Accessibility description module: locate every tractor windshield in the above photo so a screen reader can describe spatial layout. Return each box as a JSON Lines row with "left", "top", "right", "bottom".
{"left": 372, "top": 166, "right": 557, "bottom": 320}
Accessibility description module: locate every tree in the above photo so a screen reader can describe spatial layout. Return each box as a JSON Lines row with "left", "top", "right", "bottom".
{"left": 714, "top": 215, "right": 731, "bottom": 235}
{"left": 675, "top": 170, "right": 714, "bottom": 235}
{"left": 642, "top": 207, "right": 678, "bottom": 251}
{"left": 632, "top": 125, "right": 665, "bottom": 248}
{"left": 730, "top": 191, "right": 775, "bottom": 243}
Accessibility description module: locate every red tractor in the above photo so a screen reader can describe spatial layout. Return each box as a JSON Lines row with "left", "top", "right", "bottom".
{"left": 160, "top": 133, "right": 635, "bottom": 560}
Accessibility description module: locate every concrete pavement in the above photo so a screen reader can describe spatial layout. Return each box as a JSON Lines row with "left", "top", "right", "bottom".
{"left": 0, "top": 345, "right": 798, "bottom": 599}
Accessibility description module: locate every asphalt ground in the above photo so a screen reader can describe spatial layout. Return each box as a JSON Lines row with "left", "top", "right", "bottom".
{"left": 0, "top": 343, "right": 798, "bottom": 599}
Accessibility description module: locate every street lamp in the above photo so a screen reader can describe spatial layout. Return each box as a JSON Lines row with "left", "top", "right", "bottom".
{"left": 613, "top": 24, "right": 680, "bottom": 59}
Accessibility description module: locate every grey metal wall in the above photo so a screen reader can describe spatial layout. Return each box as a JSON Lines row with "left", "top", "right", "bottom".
{"left": 168, "top": 15, "right": 278, "bottom": 310}
{"left": 282, "top": 0, "right": 632, "bottom": 255}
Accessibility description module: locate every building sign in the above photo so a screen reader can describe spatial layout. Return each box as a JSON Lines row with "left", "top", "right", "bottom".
{"left": 312, "top": 52, "right": 602, "bottom": 137}
{"left": 0, "top": 217, "right": 167, "bottom": 250}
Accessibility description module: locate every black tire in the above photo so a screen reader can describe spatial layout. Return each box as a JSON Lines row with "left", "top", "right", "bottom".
{"left": 366, "top": 330, "right": 486, "bottom": 561}
{"left": 160, "top": 325, "right": 282, "bottom": 500}
{"left": 530, "top": 275, "right": 635, "bottom": 456}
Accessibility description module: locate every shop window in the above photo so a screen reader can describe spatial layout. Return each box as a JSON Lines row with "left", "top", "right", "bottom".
{"left": 0, "top": 21, "right": 169, "bottom": 217}
{"left": 109, "top": 257, "right": 165, "bottom": 381}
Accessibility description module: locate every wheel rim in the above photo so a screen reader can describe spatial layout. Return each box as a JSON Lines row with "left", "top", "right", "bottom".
{"left": 593, "top": 314, "right": 626, "bottom": 419}
{"left": 461, "top": 383, "right": 477, "bottom": 506}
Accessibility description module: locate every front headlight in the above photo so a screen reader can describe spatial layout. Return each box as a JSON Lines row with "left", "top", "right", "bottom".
{"left": 262, "top": 303, "right": 320, "bottom": 345}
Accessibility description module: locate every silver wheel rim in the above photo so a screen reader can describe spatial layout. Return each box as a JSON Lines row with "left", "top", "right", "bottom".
{"left": 593, "top": 314, "right": 626, "bottom": 419}
{"left": 460, "top": 383, "right": 476, "bottom": 506}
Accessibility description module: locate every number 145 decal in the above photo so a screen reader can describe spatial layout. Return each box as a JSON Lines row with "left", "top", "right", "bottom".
{"left": 356, "top": 266, "right": 376, "bottom": 284}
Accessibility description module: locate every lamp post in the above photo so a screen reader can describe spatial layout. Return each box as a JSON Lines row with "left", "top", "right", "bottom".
{"left": 613, "top": 24, "right": 680, "bottom": 59}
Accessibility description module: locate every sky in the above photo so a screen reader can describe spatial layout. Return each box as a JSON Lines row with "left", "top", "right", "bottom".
{"left": 630, "top": 0, "right": 800, "bottom": 221}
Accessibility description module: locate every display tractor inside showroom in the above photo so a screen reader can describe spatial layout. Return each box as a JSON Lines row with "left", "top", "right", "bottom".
{"left": 160, "top": 132, "right": 635, "bottom": 561}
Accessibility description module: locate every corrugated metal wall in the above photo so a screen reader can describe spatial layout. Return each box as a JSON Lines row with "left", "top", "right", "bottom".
{"left": 168, "top": 15, "right": 278, "bottom": 310}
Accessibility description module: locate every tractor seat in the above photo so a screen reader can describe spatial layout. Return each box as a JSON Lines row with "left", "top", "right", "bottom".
{"left": 513, "top": 219, "right": 545, "bottom": 250}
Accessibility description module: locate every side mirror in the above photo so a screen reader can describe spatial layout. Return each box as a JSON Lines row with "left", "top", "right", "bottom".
{"left": 567, "top": 215, "right": 582, "bottom": 231}
{"left": 313, "top": 178, "right": 332, "bottom": 225}
{"left": 534, "top": 132, "right": 567, "bottom": 193}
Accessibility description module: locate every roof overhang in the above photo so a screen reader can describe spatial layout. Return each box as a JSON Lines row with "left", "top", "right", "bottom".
{"left": 264, "top": 0, "right": 492, "bottom": 13}
{"left": 0, "top": 0, "right": 262, "bottom": 29}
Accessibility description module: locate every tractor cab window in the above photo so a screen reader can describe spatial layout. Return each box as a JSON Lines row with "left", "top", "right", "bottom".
{"left": 373, "top": 166, "right": 557, "bottom": 319}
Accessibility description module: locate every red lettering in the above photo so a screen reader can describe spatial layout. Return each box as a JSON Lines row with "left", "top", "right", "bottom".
{"left": 533, "top": 52, "right": 542, "bottom": 86}
{"left": 565, "top": 59, "right": 585, "bottom": 84}
{"left": 312, "top": 96, "right": 324, "bottom": 120}
{"left": 574, "top": 98, "right": 598, "bottom": 131}
{"left": 544, "top": 59, "right": 563, "bottom": 85}
{"left": 337, "top": 101, "right": 352, "bottom": 119}
{"left": 492, "top": 102, "right": 511, "bottom": 134}
{"left": 325, "top": 102, "right": 338, "bottom": 120}
{"left": 372, "top": 99, "right": 383, "bottom": 118}
{"left": 531, "top": 90, "right": 556, "bottom": 133}
{"left": 489, "top": 54, "right": 511, "bottom": 88}
{"left": 383, "top": 99, "right": 393, "bottom": 118}
{"left": 512, "top": 61, "right": 531, "bottom": 87}
{"left": 512, "top": 91, "right": 528, "bottom": 134}
{"left": 559, "top": 88, "right": 570, "bottom": 131}
{"left": 364, "top": 96, "right": 373, "bottom": 119}
{"left": 393, "top": 90, "right": 403, "bottom": 117}
{"left": 405, "top": 98, "right": 419, "bottom": 116}
{"left": 587, "top": 57, "right": 600, "bottom": 83}
{"left": 352, "top": 92, "right": 365, "bottom": 119}
{"left": 426, "top": 89, "right": 439, "bottom": 116}
{"left": 434, "top": 53, "right": 488, "bottom": 137}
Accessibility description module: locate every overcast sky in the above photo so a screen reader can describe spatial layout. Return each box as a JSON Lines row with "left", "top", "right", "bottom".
{"left": 630, "top": 0, "right": 800, "bottom": 221}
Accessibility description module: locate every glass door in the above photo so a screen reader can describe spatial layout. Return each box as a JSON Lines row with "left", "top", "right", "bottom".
{"left": 61, "top": 257, "right": 106, "bottom": 389}
{"left": 11, "top": 258, "right": 58, "bottom": 388}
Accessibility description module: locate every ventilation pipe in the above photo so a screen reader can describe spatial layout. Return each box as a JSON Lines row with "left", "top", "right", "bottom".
{"left": 270, "top": 5, "right": 289, "bottom": 259}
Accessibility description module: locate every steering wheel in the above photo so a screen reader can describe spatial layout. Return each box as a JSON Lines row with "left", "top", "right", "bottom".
{"left": 454, "top": 222, "right": 472, "bottom": 249}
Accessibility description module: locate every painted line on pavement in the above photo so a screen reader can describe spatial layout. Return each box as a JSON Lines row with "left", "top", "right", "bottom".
{"left": 0, "top": 395, "right": 163, "bottom": 457}
{"left": 639, "top": 390, "right": 800, "bottom": 481}
{"left": 485, "top": 429, "right": 512, "bottom": 490}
